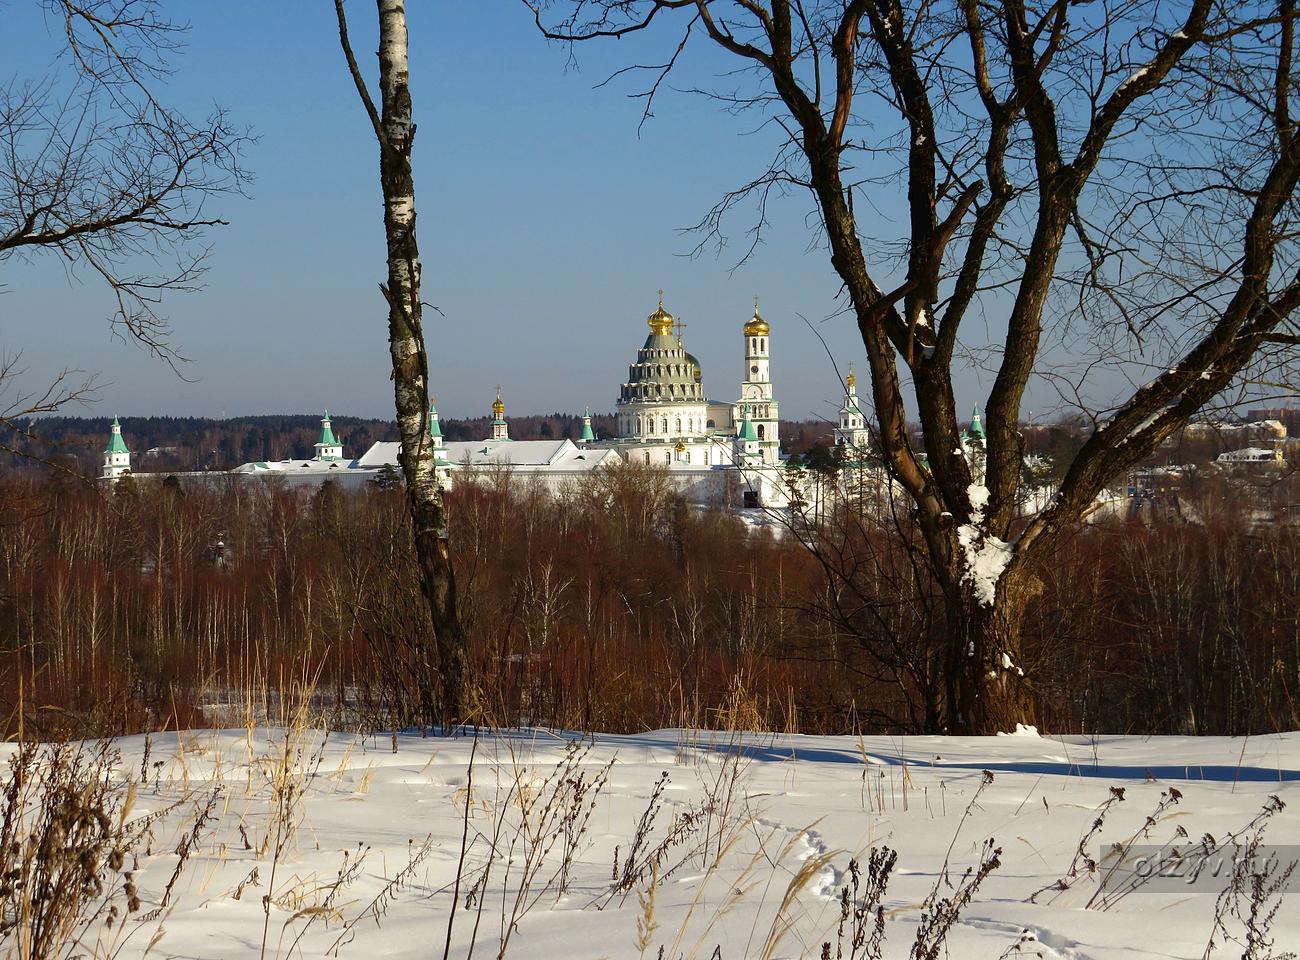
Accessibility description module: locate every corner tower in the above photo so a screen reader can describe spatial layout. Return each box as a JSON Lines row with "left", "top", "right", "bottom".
{"left": 736, "top": 299, "right": 780, "bottom": 464}
{"left": 315, "top": 411, "right": 344, "bottom": 461}
{"left": 102, "top": 416, "right": 131, "bottom": 480}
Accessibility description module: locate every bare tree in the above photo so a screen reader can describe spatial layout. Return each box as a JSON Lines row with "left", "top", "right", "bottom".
{"left": 334, "top": 0, "right": 468, "bottom": 728}
{"left": 1, "top": 1, "right": 247, "bottom": 353}
{"left": 528, "top": 0, "right": 1300, "bottom": 732}
{"left": 0, "top": 1, "right": 248, "bottom": 450}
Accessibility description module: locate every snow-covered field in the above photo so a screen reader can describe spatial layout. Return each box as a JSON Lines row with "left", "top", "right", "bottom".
{"left": 7, "top": 727, "right": 1298, "bottom": 959}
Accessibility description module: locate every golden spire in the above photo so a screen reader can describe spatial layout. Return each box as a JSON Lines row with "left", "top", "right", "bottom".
{"left": 492, "top": 386, "right": 505, "bottom": 418}
{"left": 846, "top": 363, "right": 856, "bottom": 392}
{"left": 744, "top": 294, "right": 770, "bottom": 336}
{"left": 647, "top": 289, "right": 675, "bottom": 336}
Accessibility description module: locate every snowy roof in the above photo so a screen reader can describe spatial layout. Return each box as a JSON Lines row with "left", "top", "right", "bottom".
{"left": 357, "top": 439, "right": 620, "bottom": 472}
{"left": 230, "top": 457, "right": 362, "bottom": 474}
{"left": 1217, "top": 447, "right": 1279, "bottom": 461}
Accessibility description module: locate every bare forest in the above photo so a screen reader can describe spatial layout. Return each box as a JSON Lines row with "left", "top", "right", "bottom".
{"left": 2, "top": 464, "right": 1298, "bottom": 739}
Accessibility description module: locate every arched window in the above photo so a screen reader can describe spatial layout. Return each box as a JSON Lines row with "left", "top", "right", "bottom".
{"left": 635, "top": 417, "right": 642, "bottom": 435}
{"left": 707, "top": 419, "right": 715, "bottom": 429}
{"left": 757, "top": 424, "right": 765, "bottom": 440}
{"left": 661, "top": 418, "right": 669, "bottom": 434}
{"left": 761, "top": 337, "right": 766, "bottom": 352}
{"left": 675, "top": 418, "right": 682, "bottom": 434}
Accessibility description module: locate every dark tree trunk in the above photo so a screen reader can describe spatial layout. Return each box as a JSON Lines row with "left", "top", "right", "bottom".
{"left": 944, "top": 582, "right": 1037, "bottom": 734}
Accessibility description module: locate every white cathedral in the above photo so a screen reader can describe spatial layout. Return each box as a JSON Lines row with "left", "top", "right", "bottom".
{"left": 598, "top": 293, "right": 780, "bottom": 469}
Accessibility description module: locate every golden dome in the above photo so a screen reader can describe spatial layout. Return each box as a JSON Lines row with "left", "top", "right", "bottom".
{"left": 846, "top": 366, "right": 856, "bottom": 391}
{"left": 744, "top": 297, "right": 769, "bottom": 336}
{"left": 491, "top": 388, "right": 505, "bottom": 418}
{"left": 647, "top": 291, "right": 675, "bottom": 336}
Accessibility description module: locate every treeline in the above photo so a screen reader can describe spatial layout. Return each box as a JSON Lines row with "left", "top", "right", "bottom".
{"left": 1, "top": 467, "right": 1296, "bottom": 739}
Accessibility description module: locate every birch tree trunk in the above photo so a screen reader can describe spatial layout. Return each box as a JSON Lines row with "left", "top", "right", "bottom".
{"left": 337, "top": 0, "right": 467, "bottom": 729}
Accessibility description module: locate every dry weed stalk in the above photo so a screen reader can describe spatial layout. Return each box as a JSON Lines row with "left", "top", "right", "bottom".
{"left": 0, "top": 738, "right": 210, "bottom": 960}
{"left": 1028, "top": 784, "right": 1126, "bottom": 903}
{"left": 821, "top": 849, "right": 897, "bottom": 960}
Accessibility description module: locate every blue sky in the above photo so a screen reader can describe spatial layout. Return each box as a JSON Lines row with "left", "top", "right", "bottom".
{"left": 2, "top": 1, "right": 1008, "bottom": 424}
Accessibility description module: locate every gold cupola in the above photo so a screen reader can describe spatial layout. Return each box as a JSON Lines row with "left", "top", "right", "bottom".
{"left": 744, "top": 297, "right": 770, "bottom": 336}
{"left": 492, "top": 388, "right": 505, "bottom": 419}
{"left": 647, "top": 290, "right": 675, "bottom": 336}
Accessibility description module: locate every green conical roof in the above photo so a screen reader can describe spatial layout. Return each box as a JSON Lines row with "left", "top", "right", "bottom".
{"left": 318, "top": 411, "right": 339, "bottom": 447}
{"left": 580, "top": 408, "right": 595, "bottom": 442}
{"left": 105, "top": 417, "right": 129, "bottom": 454}
{"left": 967, "top": 404, "right": 986, "bottom": 441}
{"left": 739, "top": 416, "right": 759, "bottom": 442}
{"left": 428, "top": 402, "right": 442, "bottom": 439}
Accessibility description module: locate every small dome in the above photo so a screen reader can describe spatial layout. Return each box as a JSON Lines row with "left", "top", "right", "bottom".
{"left": 744, "top": 307, "right": 769, "bottom": 337}
{"left": 685, "top": 352, "right": 703, "bottom": 383}
{"left": 647, "top": 292, "right": 675, "bottom": 336}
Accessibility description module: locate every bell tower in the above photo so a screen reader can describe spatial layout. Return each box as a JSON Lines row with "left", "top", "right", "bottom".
{"left": 833, "top": 365, "right": 872, "bottom": 453}
{"left": 737, "top": 298, "right": 780, "bottom": 463}
{"left": 491, "top": 387, "right": 510, "bottom": 441}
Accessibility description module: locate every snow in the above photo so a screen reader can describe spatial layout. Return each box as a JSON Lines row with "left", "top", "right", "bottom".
{"left": 1115, "top": 63, "right": 1155, "bottom": 97}
{"left": 959, "top": 482, "right": 1014, "bottom": 606}
{"left": 997, "top": 723, "right": 1040, "bottom": 737}
{"left": 11, "top": 727, "right": 1297, "bottom": 960}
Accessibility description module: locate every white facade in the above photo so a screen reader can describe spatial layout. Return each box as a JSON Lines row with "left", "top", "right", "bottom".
{"left": 733, "top": 305, "right": 780, "bottom": 464}
{"left": 101, "top": 417, "right": 132, "bottom": 480}
{"left": 591, "top": 296, "right": 784, "bottom": 477}
{"left": 357, "top": 438, "right": 622, "bottom": 495}
{"left": 833, "top": 367, "right": 872, "bottom": 454}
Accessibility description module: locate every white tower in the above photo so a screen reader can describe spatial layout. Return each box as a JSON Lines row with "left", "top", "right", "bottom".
{"left": 427, "top": 399, "right": 445, "bottom": 451}
{"left": 490, "top": 388, "right": 510, "bottom": 441}
{"left": 833, "top": 366, "right": 872, "bottom": 454}
{"left": 314, "top": 411, "right": 344, "bottom": 461}
{"left": 736, "top": 298, "right": 780, "bottom": 464}
{"left": 101, "top": 416, "right": 131, "bottom": 480}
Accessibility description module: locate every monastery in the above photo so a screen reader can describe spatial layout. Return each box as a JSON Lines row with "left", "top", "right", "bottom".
{"left": 101, "top": 295, "right": 892, "bottom": 508}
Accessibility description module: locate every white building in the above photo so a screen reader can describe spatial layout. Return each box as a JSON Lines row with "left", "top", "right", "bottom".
{"left": 1217, "top": 445, "right": 1286, "bottom": 465}
{"left": 596, "top": 294, "right": 781, "bottom": 469}
{"left": 101, "top": 416, "right": 132, "bottom": 480}
{"left": 357, "top": 433, "right": 622, "bottom": 495}
{"left": 228, "top": 411, "right": 374, "bottom": 487}
{"left": 833, "top": 367, "right": 871, "bottom": 455}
